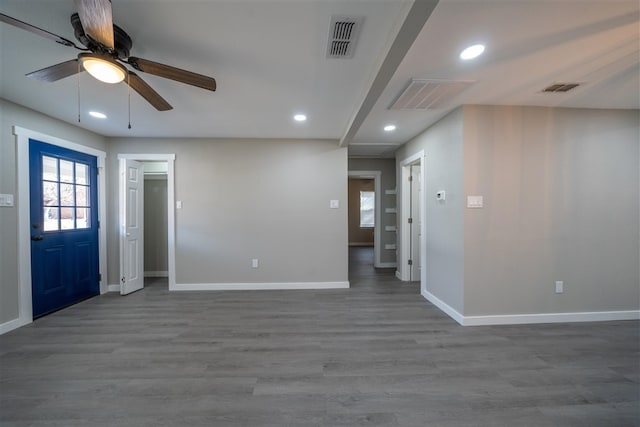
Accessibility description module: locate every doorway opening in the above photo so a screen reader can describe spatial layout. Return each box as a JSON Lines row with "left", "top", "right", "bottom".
{"left": 399, "top": 151, "right": 424, "bottom": 284}
{"left": 347, "top": 170, "right": 382, "bottom": 267}
{"left": 117, "top": 154, "right": 176, "bottom": 294}
{"left": 143, "top": 162, "right": 169, "bottom": 289}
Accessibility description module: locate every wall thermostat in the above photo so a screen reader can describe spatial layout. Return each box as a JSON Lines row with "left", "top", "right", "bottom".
{"left": 436, "top": 191, "right": 446, "bottom": 201}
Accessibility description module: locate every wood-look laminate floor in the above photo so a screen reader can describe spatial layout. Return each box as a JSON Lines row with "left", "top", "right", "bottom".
{"left": 1, "top": 248, "right": 638, "bottom": 426}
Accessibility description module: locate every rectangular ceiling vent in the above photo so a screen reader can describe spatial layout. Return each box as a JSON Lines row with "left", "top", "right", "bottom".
{"left": 542, "top": 83, "right": 581, "bottom": 93}
{"left": 326, "top": 16, "right": 364, "bottom": 59}
{"left": 389, "top": 79, "right": 475, "bottom": 110}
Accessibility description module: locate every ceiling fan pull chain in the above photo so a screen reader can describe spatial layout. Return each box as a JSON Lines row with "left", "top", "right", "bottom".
{"left": 127, "top": 73, "right": 132, "bottom": 129}
{"left": 77, "top": 60, "right": 81, "bottom": 123}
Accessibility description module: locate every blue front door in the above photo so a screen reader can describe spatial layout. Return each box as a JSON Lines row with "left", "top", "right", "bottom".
{"left": 29, "top": 139, "right": 100, "bottom": 318}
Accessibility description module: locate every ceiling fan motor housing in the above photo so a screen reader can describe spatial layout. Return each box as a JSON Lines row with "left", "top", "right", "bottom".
{"left": 71, "top": 12, "right": 132, "bottom": 59}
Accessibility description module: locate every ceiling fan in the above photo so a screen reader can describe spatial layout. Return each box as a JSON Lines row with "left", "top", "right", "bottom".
{"left": 0, "top": 0, "right": 217, "bottom": 111}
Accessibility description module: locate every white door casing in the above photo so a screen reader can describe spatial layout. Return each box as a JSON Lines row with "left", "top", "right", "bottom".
{"left": 120, "top": 159, "right": 144, "bottom": 295}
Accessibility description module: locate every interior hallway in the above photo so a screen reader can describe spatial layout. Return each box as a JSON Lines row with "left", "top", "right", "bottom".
{"left": 0, "top": 247, "right": 638, "bottom": 426}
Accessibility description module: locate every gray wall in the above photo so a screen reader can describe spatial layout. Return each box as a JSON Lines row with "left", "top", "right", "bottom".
{"left": 396, "top": 105, "right": 639, "bottom": 317}
{"left": 395, "top": 108, "right": 465, "bottom": 313}
{"left": 463, "top": 105, "right": 640, "bottom": 315}
{"left": 106, "top": 138, "right": 348, "bottom": 285}
{"left": 143, "top": 176, "right": 168, "bottom": 274}
{"left": 0, "top": 100, "right": 107, "bottom": 324}
{"left": 348, "top": 158, "right": 397, "bottom": 265}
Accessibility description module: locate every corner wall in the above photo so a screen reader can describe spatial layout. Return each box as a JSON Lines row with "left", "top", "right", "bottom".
{"left": 395, "top": 108, "right": 465, "bottom": 314}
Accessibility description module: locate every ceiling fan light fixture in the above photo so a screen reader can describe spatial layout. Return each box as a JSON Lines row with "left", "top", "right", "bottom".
{"left": 79, "top": 53, "right": 126, "bottom": 84}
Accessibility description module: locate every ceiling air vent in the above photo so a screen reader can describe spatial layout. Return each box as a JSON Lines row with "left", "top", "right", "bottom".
{"left": 326, "top": 16, "right": 363, "bottom": 59}
{"left": 389, "top": 79, "right": 475, "bottom": 110}
{"left": 542, "top": 83, "right": 581, "bottom": 93}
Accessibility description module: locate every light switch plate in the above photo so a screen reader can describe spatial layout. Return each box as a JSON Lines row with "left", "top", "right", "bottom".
{"left": 0, "top": 194, "right": 14, "bottom": 207}
{"left": 330, "top": 200, "right": 339, "bottom": 209}
{"left": 467, "top": 195, "right": 483, "bottom": 208}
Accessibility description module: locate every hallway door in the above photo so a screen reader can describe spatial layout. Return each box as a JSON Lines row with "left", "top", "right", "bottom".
{"left": 120, "top": 159, "right": 144, "bottom": 295}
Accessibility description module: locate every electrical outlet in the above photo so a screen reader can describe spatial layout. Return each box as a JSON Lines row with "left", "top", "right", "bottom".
{"left": 555, "top": 281, "right": 564, "bottom": 294}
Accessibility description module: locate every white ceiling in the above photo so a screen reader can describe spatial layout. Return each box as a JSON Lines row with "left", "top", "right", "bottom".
{"left": 1, "top": 0, "right": 638, "bottom": 158}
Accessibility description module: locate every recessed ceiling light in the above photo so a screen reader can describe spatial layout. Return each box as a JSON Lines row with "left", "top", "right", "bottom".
{"left": 294, "top": 114, "right": 307, "bottom": 122}
{"left": 89, "top": 111, "right": 107, "bottom": 119}
{"left": 460, "top": 44, "right": 485, "bottom": 60}
{"left": 384, "top": 125, "right": 396, "bottom": 132}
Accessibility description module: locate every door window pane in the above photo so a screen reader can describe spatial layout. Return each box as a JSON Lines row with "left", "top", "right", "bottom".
{"left": 42, "top": 156, "right": 58, "bottom": 181}
{"left": 76, "top": 185, "right": 88, "bottom": 207}
{"left": 60, "top": 208, "right": 75, "bottom": 230}
{"left": 44, "top": 207, "right": 59, "bottom": 231}
{"left": 43, "top": 182, "right": 58, "bottom": 206}
{"left": 59, "top": 160, "right": 74, "bottom": 183}
{"left": 76, "top": 208, "right": 90, "bottom": 229}
{"left": 75, "top": 163, "right": 88, "bottom": 184}
{"left": 60, "top": 183, "right": 75, "bottom": 206}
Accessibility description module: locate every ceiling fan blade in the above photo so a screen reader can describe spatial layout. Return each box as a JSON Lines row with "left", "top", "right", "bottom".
{"left": 128, "top": 57, "right": 216, "bottom": 91}
{"left": 74, "top": 0, "right": 114, "bottom": 49}
{"left": 26, "top": 59, "right": 81, "bottom": 82}
{"left": 0, "top": 13, "right": 79, "bottom": 48}
{"left": 126, "top": 72, "right": 173, "bottom": 111}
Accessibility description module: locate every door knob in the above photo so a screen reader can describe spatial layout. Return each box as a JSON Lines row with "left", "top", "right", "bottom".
{"left": 31, "top": 235, "right": 43, "bottom": 241}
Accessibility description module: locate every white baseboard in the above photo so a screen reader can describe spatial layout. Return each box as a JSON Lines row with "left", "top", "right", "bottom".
{"left": 0, "top": 317, "right": 31, "bottom": 335}
{"left": 107, "top": 284, "right": 121, "bottom": 292}
{"left": 421, "top": 289, "right": 640, "bottom": 326}
{"left": 421, "top": 289, "right": 465, "bottom": 325}
{"left": 375, "top": 262, "right": 397, "bottom": 268}
{"left": 144, "top": 271, "right": 168, "bottom": 277}
{"left": 395, "top": 270, "right": 402, "bottom": 280}
{"left": 462, "top": 310, "right": 640, "bottom": 326}
{"left": 170, "top": 281, "right": 350, "bottom": 291}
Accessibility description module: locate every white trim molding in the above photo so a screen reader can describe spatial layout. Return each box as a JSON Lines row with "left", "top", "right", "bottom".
{"left": 421, "top": 289, "right": 640, "bottom": 326}
{"left": 107, "top": 284, "right": 121, "bottom": 293}
{"left": 463, "top": 310, "right": 640, "bottom": 326}
{"left": 171, "top": 282, "right": 350, "bottom": 291}
{"left": 0, "top": 318, "right": 28, "bottom": 335}
{"left": 9, "top": 126, "right": 107, "bottom": 335}
{"left": 421, "top": 289, "right": 465, "bottom": 325}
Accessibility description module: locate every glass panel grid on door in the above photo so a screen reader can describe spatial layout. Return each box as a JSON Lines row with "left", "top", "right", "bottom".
{"left": 42, "top": 155, "right": 91, "bottom": 231}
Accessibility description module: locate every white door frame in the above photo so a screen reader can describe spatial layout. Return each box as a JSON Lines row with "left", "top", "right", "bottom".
{"left": 348, "top": 170, "right": 382, "bottom": 267}
{"left": 398, "top": 151, "right": 425, "bottom": 283}
{"left": 11, "top": 126, "right": 107, "bottom": 333}
{"left": 117, "top": 154, "right": 176, "bottom": 290}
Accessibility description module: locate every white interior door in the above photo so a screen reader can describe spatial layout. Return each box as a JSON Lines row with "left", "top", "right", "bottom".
{"left": 120, "top": 159, "right": 144, "bottom": 295}
{"left": 410, "top": 164, "right": 421, "bottom": 281}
